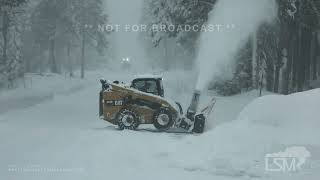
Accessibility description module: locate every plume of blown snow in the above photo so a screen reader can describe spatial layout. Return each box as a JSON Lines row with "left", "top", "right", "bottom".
{"left": 195, "top": 0, "right": 277, "bottom": 91}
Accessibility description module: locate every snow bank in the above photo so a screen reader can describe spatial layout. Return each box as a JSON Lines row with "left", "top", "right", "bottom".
{"left": 238, "top": 89, "right": 320, "bottom": 131}
{"left": 177, "top": 89, "right": 320, "bottom": 178}
{"left": 234, "top": 89, "right": 320, "bottom": 150}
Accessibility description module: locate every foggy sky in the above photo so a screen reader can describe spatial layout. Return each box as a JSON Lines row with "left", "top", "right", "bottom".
{"left": 106, "top": 0, "right": 145, "bottom": 64}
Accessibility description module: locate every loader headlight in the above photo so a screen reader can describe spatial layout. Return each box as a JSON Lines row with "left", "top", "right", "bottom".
{"left": 122, "top": 57, "right": 130, "bottom": 63}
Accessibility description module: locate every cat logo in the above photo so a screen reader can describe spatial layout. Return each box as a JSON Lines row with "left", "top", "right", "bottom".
{"left": 114, "top": 100, "right": 123, "bottom": 106}
{"left": 105, "top": 100, "right": 123, "bottom": 106}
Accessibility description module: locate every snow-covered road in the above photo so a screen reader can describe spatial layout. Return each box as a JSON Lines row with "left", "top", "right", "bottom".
{"left": 0, "top": 76, "right": 218, "bottom": 180}
{"left": 0, "top": 71, "right": 248, "bottom": 180}
{"left": 1, "top": 71, "right": 319, "bottom": 180}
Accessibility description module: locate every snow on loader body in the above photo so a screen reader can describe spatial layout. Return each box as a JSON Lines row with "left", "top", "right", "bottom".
{"left": 99, "top": 76, "right": 215, "bottom": 133}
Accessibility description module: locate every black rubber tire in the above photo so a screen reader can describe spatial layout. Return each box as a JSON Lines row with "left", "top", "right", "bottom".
{"left": 117, "top": 109, "right": 140, "bottom": 130}
{"left": 192, "top": 114, "right": 205, "bottom": 133}
{"left": 153, "top": 108, "right": 174, "bottom": 131}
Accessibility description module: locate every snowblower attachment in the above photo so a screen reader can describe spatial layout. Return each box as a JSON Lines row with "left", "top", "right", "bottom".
{"left": 177, "top": 90, "right": 216, "bottom": 133}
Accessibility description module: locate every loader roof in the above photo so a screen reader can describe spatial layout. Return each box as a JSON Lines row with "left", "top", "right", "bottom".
{"left": 134, "top": 74, "right": 162, "bottom": 79}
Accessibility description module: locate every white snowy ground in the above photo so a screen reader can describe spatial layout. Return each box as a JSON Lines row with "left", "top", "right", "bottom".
{"left": 0, "top": 70, "right": 319, "bottom": 180}
{"left": 0, "top": 73, "right": 88, "bottom": 114}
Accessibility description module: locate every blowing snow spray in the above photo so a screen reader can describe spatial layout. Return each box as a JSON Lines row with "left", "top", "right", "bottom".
{"left": 195, "top": 0, "right": 277, "bottom": 91}
{"left": 183, "top": 0, "right": 277, "bottom": 132}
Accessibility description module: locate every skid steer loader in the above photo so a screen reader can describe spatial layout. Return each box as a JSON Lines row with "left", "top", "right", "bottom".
{"left": 99, "top": 75, "right": 216, "bottom": 133}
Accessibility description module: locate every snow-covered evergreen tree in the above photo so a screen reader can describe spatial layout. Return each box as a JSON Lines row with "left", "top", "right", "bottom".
{"left": 72, "top": 0, "right": 109, "bottom": 78}
{"left": 0, "top": 0, "right": 27, "bottom": 88}
{"left": 141, "top": 0, "right": 215, "bottom": 69}
{"left": 30, "top": 0, "right": 109, "bottom": 77}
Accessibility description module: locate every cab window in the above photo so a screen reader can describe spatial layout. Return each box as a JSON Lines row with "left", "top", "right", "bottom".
{"left": 132, "top": 80, "right": 158, "bottom": 95}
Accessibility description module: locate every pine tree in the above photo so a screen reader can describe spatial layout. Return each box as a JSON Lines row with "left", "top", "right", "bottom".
{"left": 31, "top": 0, "right": 70, "bottom": 73}
{"left": 0, "top": 0, "right": 27, "bottom": 88}
{"left": 31, "top": 0, "right": 109, "bottom": 77}
{"left": 257, "top": 22, "right": 279, "bottom": 92}
{"left": 73, "top": 0, "right": 109, "bottom": 79}
{"left": 142, "top": 0, "right": 215, "bottom": 69}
